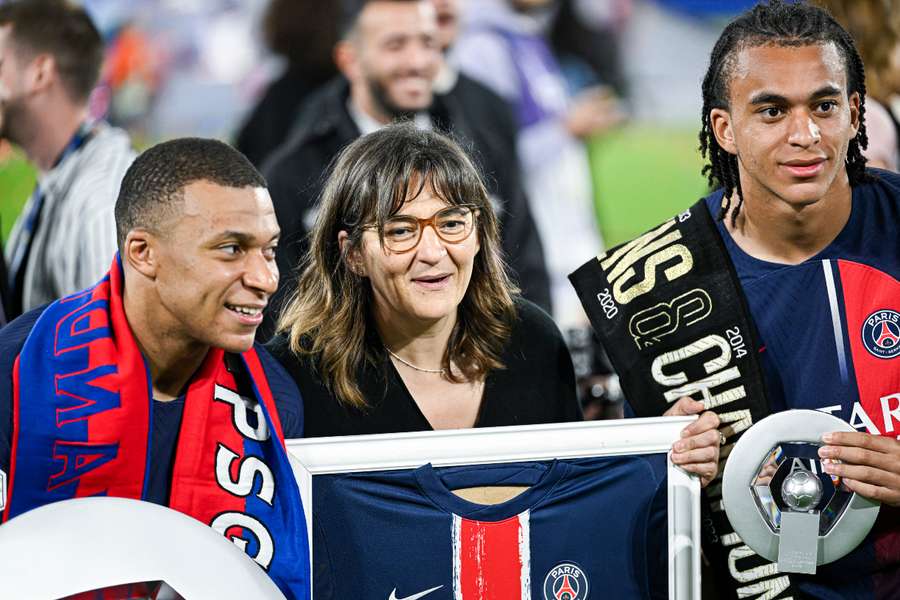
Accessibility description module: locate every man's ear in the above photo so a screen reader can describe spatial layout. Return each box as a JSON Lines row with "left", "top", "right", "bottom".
{"left": 710, "top": 108, "right": 738, "bottom": 155}
{"left": 24, "top": 53, "right": 56, "bottom": 95}
{"left": 123, "top": 229, "right": 159, "bottom": 279}
{"left": 334, "top": 39, "right": 360, "bottom": 82}
{"left": 338, "top": 230, "right": 366, "bottom": 277}
{"left": 848, "top": 91, "right": 861, "bottom": 137}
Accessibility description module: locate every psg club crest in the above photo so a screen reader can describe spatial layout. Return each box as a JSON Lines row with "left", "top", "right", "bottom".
{"left": 542, "top": 562, "right": 588, "bottom": 600}
{"left": 862, "top": 309, "right": 900, "bottom": 359}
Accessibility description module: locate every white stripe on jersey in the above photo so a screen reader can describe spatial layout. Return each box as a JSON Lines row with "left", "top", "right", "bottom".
{"left": 519, "top": 511, "right": 531, "bottom": 598}
{"left": 822, "top": 260, "right": 850, "bottom": 384}
{"left": 452, "top": 514, "right": 463, "bottom": 600}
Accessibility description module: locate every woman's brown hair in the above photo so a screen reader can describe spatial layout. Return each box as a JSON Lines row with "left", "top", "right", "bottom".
{"left": 276, "top": 123, "right": 518, "bottom": 408}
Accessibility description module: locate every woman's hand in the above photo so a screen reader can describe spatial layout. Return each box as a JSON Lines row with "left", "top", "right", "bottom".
{"left": 665, "top": 397, "right": 722, "bottom": 488}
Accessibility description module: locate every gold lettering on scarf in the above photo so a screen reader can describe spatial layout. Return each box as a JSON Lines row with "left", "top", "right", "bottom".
{"left": 629, "top": 289, "right": 712, "bottom": 349}
{"left": 597, "top": 218, "right": 694, "bottom": 305}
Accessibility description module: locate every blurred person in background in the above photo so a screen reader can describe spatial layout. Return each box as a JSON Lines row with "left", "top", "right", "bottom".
{"left": 891, "top": 35, "right": 900, "bottom": 153}
{"left": 817, "top": 0, "right": 900, "bottom": 171}
{"left": 452, "top": 0, "right": 625, "bottom": 338}
{"left": 260, "top": 0, "right": 551, "bottom": 340}
{"left": 550, "top": 0, "right": 631, "bottom": 98}
{"left": 0, "top": 0, "right": 135, "bottom": 320}
{"left": 431, "top": 0, "right": 555, "bottom": 308}
{"left": 235, "top": 0, "right": 341, "bottom": 168}
{"left": 431, "top": 0, "right": 519, "bottom": 166}
{"left": 100, "top": 22, "right": 162, "bottom": 135}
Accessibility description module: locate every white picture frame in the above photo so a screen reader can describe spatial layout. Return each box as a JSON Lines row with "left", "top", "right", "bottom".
{"left": 287, "top": 416, "right": 701, "bottom": 600}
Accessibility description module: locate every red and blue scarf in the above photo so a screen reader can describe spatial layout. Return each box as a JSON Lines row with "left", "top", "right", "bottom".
{"left": 1, "top": 259, "right": 309, "bottom": 599}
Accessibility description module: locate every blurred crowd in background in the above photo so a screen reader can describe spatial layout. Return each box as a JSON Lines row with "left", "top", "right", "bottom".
{"left": 1, "top": 0, "right": 898, "bottom": 419}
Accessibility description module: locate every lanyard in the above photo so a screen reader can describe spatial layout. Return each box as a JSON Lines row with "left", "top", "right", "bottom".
{"left": 5, "top": 122, "right": 96, "bottom": 320}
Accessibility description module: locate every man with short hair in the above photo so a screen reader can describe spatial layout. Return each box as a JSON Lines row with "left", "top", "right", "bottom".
{"left": 0, "top": 138, "right": 309, "bottom": 599}
{"left": 572, "top": 1, "right": 900, "bottom": 597}
{"left": 0, "top": 0, "right": 135, "bottom": 318}
{"left": 260, "top": 0, "right": 551, "bottom": 339}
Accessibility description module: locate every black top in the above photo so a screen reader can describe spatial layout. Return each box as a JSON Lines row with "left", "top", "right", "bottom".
{"left": 257, "top": 76, "right": 551, "bottom": 340}
{"left": 0, "top": 306, "right": 304, "bottom": 506}
{"left": 268, "top": 299, "right": 582, "bottom": 437}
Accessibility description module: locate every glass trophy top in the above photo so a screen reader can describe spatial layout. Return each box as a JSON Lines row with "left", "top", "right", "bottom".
{"left": 750, "top": 441, "right": 853, "bottom": 536}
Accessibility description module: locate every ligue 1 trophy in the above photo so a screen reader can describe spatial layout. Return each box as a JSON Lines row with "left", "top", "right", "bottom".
{"left": 722, "top": 410, "right": 880, "bottom": 574}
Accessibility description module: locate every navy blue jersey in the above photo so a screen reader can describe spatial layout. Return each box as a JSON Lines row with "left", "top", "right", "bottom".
{"left": 706, "top": 168, "right": 900, "bottom": 599}
{"left": 0, "top": 306, "right": 304, "bottom": 507}
{"left": 312, "top": 456, "right": 668, "bottom": 600}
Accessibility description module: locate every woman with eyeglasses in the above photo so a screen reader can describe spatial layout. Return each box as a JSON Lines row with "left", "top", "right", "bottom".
{"left": 267, "top": 123, "right": 581, "bottom": 436}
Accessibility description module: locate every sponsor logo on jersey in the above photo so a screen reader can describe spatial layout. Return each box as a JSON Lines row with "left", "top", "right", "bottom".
{"left": 543, "top": 562, "right": 588, "bottom": 600}
{"left": 862, "top": 309, "right": 900, "bottom": 359}
{"left": 387, "top": 585, "right": 442, "bottom": 600}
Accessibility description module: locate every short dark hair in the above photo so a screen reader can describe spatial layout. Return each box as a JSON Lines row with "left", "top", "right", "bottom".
{"left": 115, "top": 138, "right": 266, "bottom": 250}
{"left": 338, "top": 0, "right": 422, "bottom": 38}
{"left": 263, "top": 0, "right": 340, "bottom": 79}
{"left": 0, "top": 0, "right": 104, "bottom": 102}
{"left": 698, "top": 0, "right": 871, "bottom": 224}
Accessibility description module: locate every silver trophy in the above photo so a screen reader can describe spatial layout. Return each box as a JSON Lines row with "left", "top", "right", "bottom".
{"left": 722, "top": 410, "right": 880, "bottom": 574}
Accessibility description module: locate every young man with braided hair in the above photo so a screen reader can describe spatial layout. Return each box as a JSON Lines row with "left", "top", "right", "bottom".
{"left": 572, "top": 1, "right": 900, "bottom": 597}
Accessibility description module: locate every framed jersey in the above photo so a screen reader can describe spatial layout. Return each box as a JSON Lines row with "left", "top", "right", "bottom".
{"left": 287, "top": 417, "right": 700, "bottom": 600}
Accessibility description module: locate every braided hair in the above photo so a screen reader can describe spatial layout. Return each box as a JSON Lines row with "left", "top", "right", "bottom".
{"left": 698, "top": 0, "right": 871, "bottom": 224}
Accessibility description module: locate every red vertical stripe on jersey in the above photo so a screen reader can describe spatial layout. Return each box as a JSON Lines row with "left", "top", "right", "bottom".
{"left": 458, "top": 516, "right": 524, "bottom": 600}
{"left": 837, "top": 260, "right": 900, "bottom": 591}
{"left": 837, "top": 260, "right": 900, "bottom": 436}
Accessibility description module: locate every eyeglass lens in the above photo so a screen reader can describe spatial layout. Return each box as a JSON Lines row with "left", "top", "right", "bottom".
{"left": 382, "top": 205, "right": 475, "bottom": 251}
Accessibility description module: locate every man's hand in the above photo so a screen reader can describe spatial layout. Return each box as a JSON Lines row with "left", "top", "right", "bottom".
{"left": 564, "top": 86, "right": 627, "bottom": 139}
{"left": 665, "top": 396, "right": 721, "bottom": 488}
{"left": 819, "top": 431, "right": 900, "bottom": 506}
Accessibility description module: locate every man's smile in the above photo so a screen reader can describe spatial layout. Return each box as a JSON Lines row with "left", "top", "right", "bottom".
{"left": 225, "top": 303, "right": 265, "bottom": 324}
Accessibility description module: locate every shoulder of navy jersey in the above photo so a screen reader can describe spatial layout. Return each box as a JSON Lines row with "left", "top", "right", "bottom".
{"left": 254, "top": 342, "right": 304, "bottom": 439}
{"left": 867, "top": 167, "right": 900, "bottom": 193}
{"left": 0, "top": 306, "right": 47, "bottom": 475}
{"left": 855, "top": 168, "right": 900, "bottom": 225}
